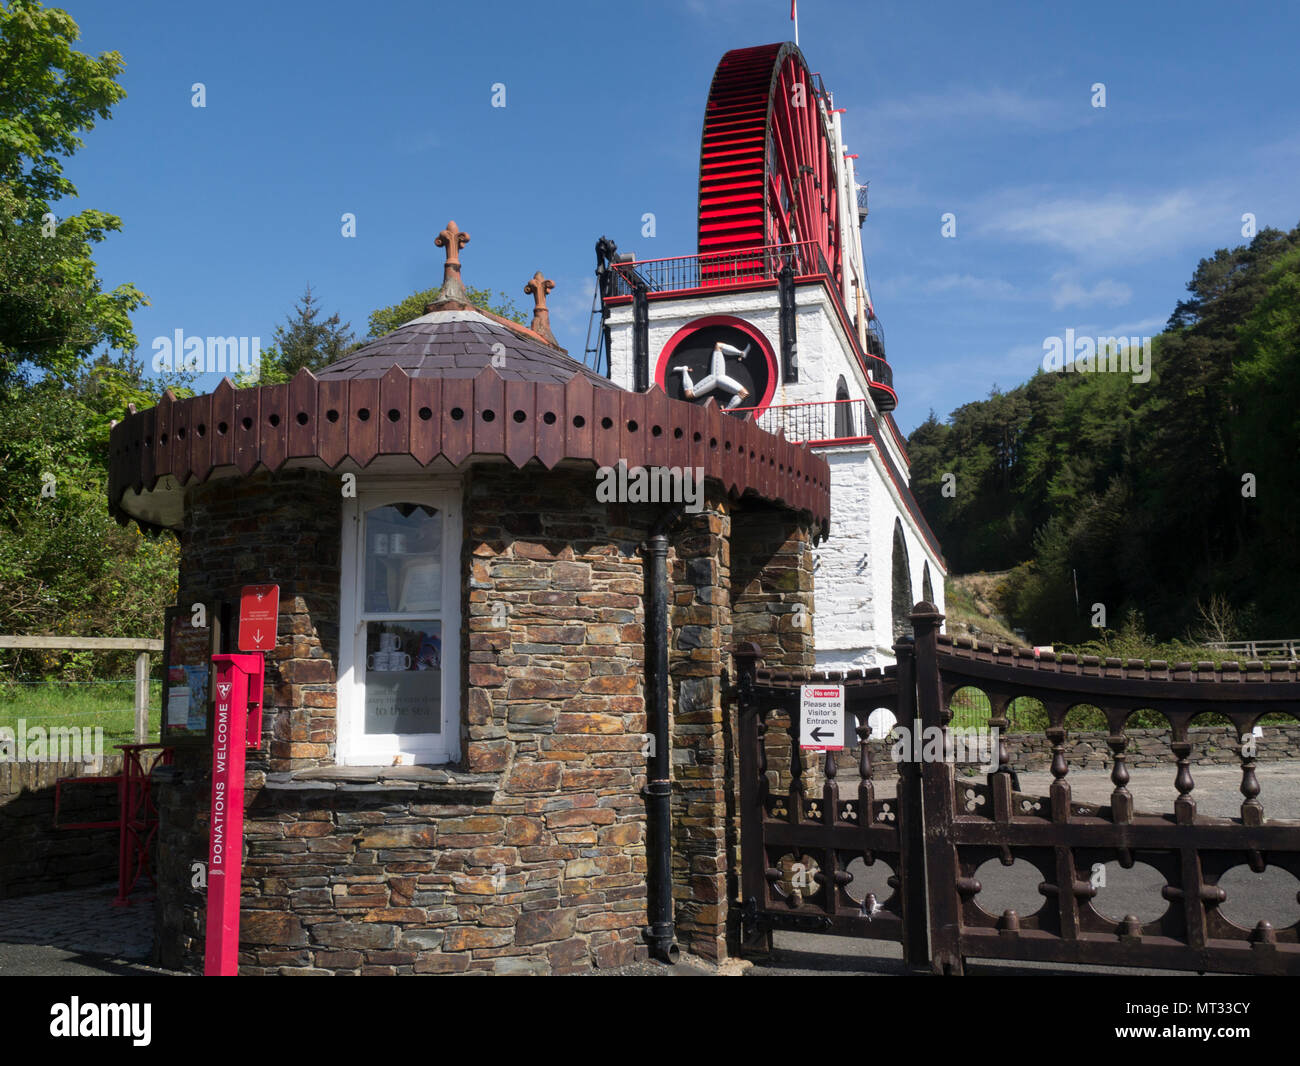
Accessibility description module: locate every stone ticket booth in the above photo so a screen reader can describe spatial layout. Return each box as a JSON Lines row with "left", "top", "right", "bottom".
{"left": 106, "top": 226, "right": 830, "bottom": 974}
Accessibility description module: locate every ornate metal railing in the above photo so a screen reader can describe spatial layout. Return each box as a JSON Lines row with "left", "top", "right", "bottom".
{"left": 731, "top": 398, "right": 871, "bottom": 446}
{"left": 606, "top": 242, "right": 821, "bottom": 297}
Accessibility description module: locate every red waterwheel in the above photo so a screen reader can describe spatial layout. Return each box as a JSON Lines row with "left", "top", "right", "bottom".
{"left": 697, "top": 42, "right": 842, "bottom": 286}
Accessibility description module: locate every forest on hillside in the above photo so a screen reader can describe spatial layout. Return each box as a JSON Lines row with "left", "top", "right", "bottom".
{"left": 908, "top": 224, "right": 1300, "bottom": 646}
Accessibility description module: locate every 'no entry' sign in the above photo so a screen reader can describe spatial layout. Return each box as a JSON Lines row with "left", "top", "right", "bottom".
{"left": 800, "top": 684, "right": 844, "bottom": 751}
{"left": 238, "top": 584, "right": 279, "bottom": 651}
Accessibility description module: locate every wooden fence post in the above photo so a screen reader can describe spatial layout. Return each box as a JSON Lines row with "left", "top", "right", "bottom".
{"left": 893, "top": 633, "right": 930, "bottom": 971}
{"left": 912, "top": 600, "right": 964, "bottom": 974}
{"left": 134, "top": 650, "right": 150, "bottom": 743}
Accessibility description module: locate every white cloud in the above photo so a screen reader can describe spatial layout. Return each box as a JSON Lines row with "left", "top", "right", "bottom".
{"left": 978, "top": 189, "right": 1213, "bottom": 259}
{"left": 1049, "top": 274, "right": 1132, "bottom": 310}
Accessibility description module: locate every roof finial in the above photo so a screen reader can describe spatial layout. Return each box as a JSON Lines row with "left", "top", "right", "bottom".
{"left": 433, "top": 220, "right": 471, "bottom": 304}
{"left": 524, "top": 271, "right": 558, "bottom": 346}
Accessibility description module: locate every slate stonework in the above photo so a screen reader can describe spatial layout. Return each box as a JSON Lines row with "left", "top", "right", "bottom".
{"left": 152, "top": 462, "right": 821, "bottom": 973}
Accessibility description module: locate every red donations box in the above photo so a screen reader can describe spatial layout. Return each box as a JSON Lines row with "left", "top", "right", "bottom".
{"left": 238, "top": 584, "right": 279, "bottom": 651}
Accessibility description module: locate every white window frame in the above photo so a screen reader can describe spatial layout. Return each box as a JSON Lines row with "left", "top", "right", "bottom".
{"left": 338, "top": 477, "right": 462, "bottom": 766}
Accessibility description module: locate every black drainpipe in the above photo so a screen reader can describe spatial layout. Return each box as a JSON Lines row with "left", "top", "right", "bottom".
{"left": 644, "top": 507, "right": 681, "bottom": 963}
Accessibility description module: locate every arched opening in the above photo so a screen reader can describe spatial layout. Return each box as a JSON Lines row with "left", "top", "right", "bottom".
{"left": 890, "top": 519, "right": 912, "bottom": 642}
{"left": 834, "top": 376, "right": 854, "bottom": 439}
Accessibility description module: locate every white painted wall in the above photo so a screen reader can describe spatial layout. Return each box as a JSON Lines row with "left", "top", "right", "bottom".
{"left": 603, "top": 277, "right": 945, "bottom": 673}
{"left": 812, "top": 442, "right": 946, "bottom": 671}
{"left": 606, "top": 285, "right": 878, "bottom": 417}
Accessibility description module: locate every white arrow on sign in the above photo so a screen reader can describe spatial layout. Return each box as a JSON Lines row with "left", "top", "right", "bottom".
{"left": 253, "top": 629, "right": 263, "bottom": 644}
{"left": 800, "top": 684, "right": 845, "bottom": 751}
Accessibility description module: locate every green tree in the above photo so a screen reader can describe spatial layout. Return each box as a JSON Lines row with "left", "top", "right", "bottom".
{"left": 0, "top": 354, "right": 179, "bottom": 678}
{"left": 0, "top": 0, "right": 145, "bottom": 387}
{"left": 367, "top": 285, "right": 526, "bottom": 339}
{"left": 911, "top": 221, "right": 1300, "bottom": 644}
{"left": 243, "top": 285, "right": 356, "bottom": 385}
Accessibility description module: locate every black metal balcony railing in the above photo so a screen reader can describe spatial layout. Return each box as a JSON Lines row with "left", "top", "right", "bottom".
{"left": 866, "top": 319, "right": 885, "bottom": 360}
{"left": 606, "top": 242, "right": 821, "bottom": 298}
{"left": 729, "top": 397, "right": 871, "bottom": 446}
{"left": 606, "top": 242, "right": 894, "bottom": 398}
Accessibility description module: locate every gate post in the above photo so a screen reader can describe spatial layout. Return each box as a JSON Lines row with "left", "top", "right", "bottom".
{"left": 893, "top": 635, "right": 930, "bottom": 971}
{"left": 911, "top": 601, "right": 964, "bottom": 974}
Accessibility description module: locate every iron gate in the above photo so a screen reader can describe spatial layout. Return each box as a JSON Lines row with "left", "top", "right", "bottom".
{"left": 732, "top": 603, "right": 1300, "bottom": 975}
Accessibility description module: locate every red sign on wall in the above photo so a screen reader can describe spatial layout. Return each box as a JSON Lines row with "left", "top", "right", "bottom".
{"left": 238, "top": 584, "right": 279, "bottom": 651}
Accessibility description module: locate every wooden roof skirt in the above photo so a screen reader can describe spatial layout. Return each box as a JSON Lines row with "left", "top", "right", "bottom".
{"left": 107, "top": 365, "right": 831, "bottom": 531}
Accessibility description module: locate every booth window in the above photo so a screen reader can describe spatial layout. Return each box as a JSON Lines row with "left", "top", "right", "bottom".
{"left": 338, "top": 481, "right": 461, "bottom": 765}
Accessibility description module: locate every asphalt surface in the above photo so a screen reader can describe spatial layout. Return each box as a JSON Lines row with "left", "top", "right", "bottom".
{"left": 0, "top": 884, "right": 177, "bottom": 976}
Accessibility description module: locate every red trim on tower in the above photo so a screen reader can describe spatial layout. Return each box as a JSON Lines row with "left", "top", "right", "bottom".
{"left": 654, "top": 315, "right": 778, "bottom": 413}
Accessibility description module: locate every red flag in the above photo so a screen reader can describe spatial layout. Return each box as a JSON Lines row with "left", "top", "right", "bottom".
{"left": 791, "top": 0, "right": 797, "bottom": 18}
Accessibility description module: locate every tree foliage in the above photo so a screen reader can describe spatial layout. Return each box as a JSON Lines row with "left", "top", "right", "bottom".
{"left": 910, "top": 223, "right": 1300, "bottom": 644}
{"left": 0, "top": 0, "right": 146, "bottom": 386}
{"left": 0, "top": 355, "right": 179, "bottom": 679}
{"left": 240, "top": 285, "right": 357, "bottom": 385}
{"left": 367, "top": 285, "right": 526, "bottom": 339}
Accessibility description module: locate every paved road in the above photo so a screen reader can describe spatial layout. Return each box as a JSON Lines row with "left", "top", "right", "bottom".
{"left": 0, "top": 884, "right": 176, "bottom": 976}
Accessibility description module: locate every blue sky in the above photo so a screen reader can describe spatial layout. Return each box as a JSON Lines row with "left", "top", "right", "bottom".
{"left": 62, "top": 0, "right": 1300, "bottom": 435}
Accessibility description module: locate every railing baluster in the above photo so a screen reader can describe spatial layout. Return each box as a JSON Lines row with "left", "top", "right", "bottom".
{"left": 1107, "top": 731, "right": 1133, "bottom": 823}
{"left": 856, "top": 712, "right": 874, "bottom": 827}
{"left": 787, "top": 707, "right": 803, "bottom": 825}
{"left": 1173, "top": 733, "right": 1196, "bottom": 824}
{"left": 1047, "top": 720, "right": 1071, "bottom": 822}
{"left": 1240, "top": 727, "right": 1263, "bottom": 826}
{"left": 987, "top": 696, "right": 1012, "bottom": 822}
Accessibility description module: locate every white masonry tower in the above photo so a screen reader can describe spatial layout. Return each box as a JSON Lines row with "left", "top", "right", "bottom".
{"left": 594, "top": 41, "right": 945, "bottom": 668}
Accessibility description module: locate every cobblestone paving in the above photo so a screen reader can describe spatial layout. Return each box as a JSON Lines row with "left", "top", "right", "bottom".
{"left": 0, "top": 883, "right": 154, "bottom": 962}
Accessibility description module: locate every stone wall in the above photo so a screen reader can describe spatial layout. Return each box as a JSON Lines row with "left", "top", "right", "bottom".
{"left": 0, "top": 756, "right": 124, "bottom": 899}
{"left": 667, "top": 493, "right": 732, "bottom": 959}
{"left": 152, "top": 460, "right": 822, "bottom": 973}
{"left": 179, "top": 469, "right": 342, "bottom": 771}
{"left": 154, "top": 468, "right": 342, "bottom": 968}
{"left": 726, "top": 506, "right": 817, "bottom": 951}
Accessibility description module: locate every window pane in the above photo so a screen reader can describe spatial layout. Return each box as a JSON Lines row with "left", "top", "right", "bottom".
{"left": 363, "top": 620, "right": 441, "bottom": 735}
{"left": 364, "top": 503, "right": 442, "bottom": 613}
